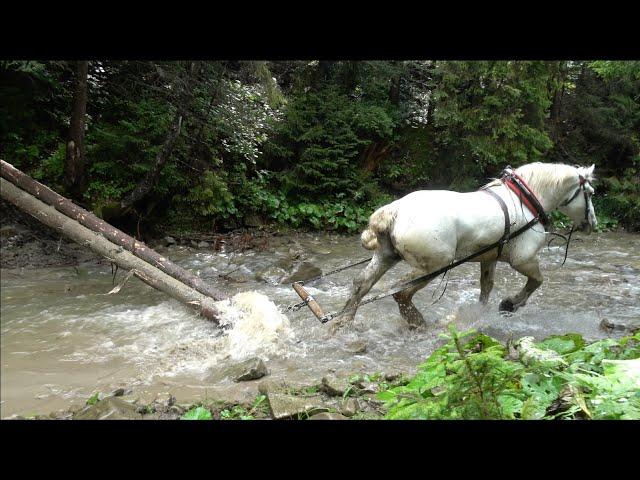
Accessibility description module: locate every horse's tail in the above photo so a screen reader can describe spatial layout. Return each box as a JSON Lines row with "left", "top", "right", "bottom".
{"left": 361, "top": 203, "right": 396, "bottom": 250}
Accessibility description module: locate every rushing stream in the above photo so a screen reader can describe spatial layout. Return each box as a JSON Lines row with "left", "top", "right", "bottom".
{"left": 1, "top": 231, "right": 639, "bottom": 417}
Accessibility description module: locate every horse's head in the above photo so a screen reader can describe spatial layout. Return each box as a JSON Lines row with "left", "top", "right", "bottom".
{"left": 557, "top": 164, "right": 597, "bottom": 234}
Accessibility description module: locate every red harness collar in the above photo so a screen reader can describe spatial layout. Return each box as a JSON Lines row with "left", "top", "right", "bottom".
{"left": 501, "top": 170, "right": 550, "bottom": 227}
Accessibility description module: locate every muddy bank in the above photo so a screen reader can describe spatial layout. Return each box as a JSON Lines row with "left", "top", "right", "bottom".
{"left": 0, "top": 199, "right": 307, "bottom": 270}
{"left": 4, "top": 369, "right": 406, "bottom": 420}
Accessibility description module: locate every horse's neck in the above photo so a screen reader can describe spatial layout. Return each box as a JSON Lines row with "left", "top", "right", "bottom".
{"left": 518, "top": 174, "right": 575, "bottom": 214}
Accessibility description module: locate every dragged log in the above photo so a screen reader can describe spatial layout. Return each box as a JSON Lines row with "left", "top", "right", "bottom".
{"left": 0, "top": 178, "right": 220, "bottom": 322}
{"left": 1, "top": 160, "right": 227, "bottom": 302}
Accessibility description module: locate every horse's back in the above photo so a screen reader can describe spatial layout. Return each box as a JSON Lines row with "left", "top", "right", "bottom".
{"left": 386, "top": 189, "right": 506, "bottom": 270}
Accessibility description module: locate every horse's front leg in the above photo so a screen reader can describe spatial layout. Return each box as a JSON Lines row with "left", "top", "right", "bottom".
{"left": 331, "top": 250, "right": 398, "bottom": 333}
{"left": 499, "top": 260, "right": 543, "bottom": 313}
{"left": 479, "top": 260, "right": 497, "bottom": 304}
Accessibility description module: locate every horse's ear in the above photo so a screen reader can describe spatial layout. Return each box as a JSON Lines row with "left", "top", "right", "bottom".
{"left": 587, "top": 164, "right": 595, "bottom": 178}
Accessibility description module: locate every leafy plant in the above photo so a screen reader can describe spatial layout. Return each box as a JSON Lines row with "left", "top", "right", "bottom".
{"left": 181, "top": 406, "right": 213, "bottom": 420}
{"left": 378, "top": 327, "right": 640, "bottom": 420}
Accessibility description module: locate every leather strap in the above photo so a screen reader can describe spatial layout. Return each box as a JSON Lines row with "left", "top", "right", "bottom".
{"left": 481, "top": 187, "right": 511, "bottom": 258}
{"left": 502, "top": 169, "right": 550, "bottom": 228}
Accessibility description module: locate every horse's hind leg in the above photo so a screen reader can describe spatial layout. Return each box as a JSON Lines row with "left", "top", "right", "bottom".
{"left": 479, "top": 260, "right": 497, "bottom": 304}
{"left": 332, "top": 237, "right": 399, "bottom": 332}
{"left": 392, "top": 274, "right": 433, "bottom": 329}
{"left": 499, "top": 260, "right": 543, "bottom": 313}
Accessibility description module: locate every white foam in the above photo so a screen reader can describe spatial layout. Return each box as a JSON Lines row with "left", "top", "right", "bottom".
{"left": 215, "top": 291, "right": 294, "bottom": 360}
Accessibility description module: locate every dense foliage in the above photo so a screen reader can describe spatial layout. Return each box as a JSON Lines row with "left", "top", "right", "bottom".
{"left": 378, "top": 327, "right": 640, "bottom": 420}
{"left": 1, "top": 60, "right": 639, "bottom": 234}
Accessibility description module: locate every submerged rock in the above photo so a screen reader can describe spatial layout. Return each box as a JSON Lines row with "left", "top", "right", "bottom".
{"left": 266, "top": 392, "right": 329, "bottom": 420}
{"left": 281, "top": 262, "right": 323, "bottom": 284}
{"left": 345, "top": 340, "right": 367, "bottom": 354}
{"left": 224, "top": 357, "right": 269, "bottom": 382}
{"left": 74, "top": 397, "right": 143, "bottom": 420}
{"left": 255, "top": 265, "right": 289, "bottom": 285}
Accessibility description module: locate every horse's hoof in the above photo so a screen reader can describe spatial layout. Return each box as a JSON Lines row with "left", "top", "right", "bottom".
{"left": 499, "top": 299, "right": 515, "bottom": 313}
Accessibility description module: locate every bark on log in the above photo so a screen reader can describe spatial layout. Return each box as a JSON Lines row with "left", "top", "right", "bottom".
{"left": 65, "top": 60, "right": 88, "bottom": 199}
{"left": 1, "top": 160, "right": 228, "bottom": 302}
{"left": 0, "top": 178, "right": 221, "bottom": 323}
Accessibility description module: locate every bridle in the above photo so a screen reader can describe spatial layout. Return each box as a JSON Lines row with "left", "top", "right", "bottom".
{"left": 559, "top": 174, "right": 593, "bottom": 225}
{"left": 481, "top": 166, "right": 593, "bottom": 264}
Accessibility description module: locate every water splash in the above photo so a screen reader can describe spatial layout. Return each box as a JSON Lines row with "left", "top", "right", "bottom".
{"left": 215, "top": 291, "right": 295, "bottom": 360}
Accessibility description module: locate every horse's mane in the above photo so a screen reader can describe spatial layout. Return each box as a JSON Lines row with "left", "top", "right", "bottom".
{"left": 484, "top": 162, "right": 595, "bottom": 199}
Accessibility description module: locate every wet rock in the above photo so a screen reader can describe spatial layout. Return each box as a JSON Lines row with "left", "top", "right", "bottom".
{"left": 190, "top": 240, "right": 199, "bottom": 248}
{"left": 111, "top": 388, "right": 126, "bottom": 397}
{"left": 281, "top": 262, "right": 322, "bottom": 284}
{"left": 308, "top": 412, "right": 348, "bottom": 420}
{"left": 255, "top": 265, "right": 288, "bottom": 285}
{"left": 266, "top": 392, "right": 329, "bottom": 420}
{"left": 384, "top": 372, "right": 402, "bottom": 382}
{"left": 600, "top": 318, "right": 640, "bottom": 334}
{"left": 155, "top": 393, "right": 175, "bottom": 409}
{"left": 321, "top": 375, "right": 350, "bottom": 397}
{"left": 197, "top": 241, "right": 210, "bottom": 248}
{"left": 164, "top": 236, "right": 177, "bottom": 246}
{"left": 169, "top": 405, "right": 185, "bottom": 416}
{"left": 74, "top": 397, "right": 143, "bottom": 420}
{"left": 339, "top": 398, "right": 359, "bottom": 417}
{"left": 224, "top": 357, "right": 269, "bottom": 382}
{"left": 345, "top": 340, "right": 367, "bottom": 354}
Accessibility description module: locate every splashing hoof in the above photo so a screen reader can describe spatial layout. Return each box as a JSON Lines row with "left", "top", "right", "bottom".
{"left": 499, "top": 299, "right": 515, "bottom": 313}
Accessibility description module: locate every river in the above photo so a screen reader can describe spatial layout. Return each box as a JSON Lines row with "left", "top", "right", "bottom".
{"left": 1, "top": 231, "right": 639, "bottom": 417}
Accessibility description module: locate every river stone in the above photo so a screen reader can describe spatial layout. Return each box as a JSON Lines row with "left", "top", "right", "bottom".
{"left": 74, "top": 397, "right": 143, "bottom": 420}
{"left": 345, "top": 340, "right": 367, "bottom": 354}
{"left": 384, "top": 372, "right": 402, "bottom": 382}
{"left": 225, "top": 357, "right": 269, "bottom": 382}
{"left": 339, "top": 398, "right": 359, "bottom": 417}
{"left": 164, "top": 236, "right": 176, "bottom": 246}
{"left": 155, "top": 393, "right": 175, "bottom": 408}
{"left": 321, "top": 375, "right": 350, "bottom": 397}
{"left": 266, "top": 393, "right": 329, "bottom": 420}
{"left": 600, "top": 317, "right": 640, "bottom": 334}
{"left": 255, "top": 265, "right": 288, "bottom": 285}
{"left": 281, "top": 262, "right": 323, "bottom": 284}
{"left": 197, "top": 241, "right": 210, "bottom": 248}
{"left": 308, "top": 412, "right": 348, "bottom": 420}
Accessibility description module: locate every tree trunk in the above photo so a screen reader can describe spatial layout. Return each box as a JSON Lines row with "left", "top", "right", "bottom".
{"left": 1, "top": 178, "right": 221, "bottom": 322}
{"left": 65, "top": 60, "right": 88, "bottom": 199}
{"left": 120, "top": 62, "right": 199, "bottom": 209}
{"left": 1, "top": 160, "right": 228, "bottom": 302}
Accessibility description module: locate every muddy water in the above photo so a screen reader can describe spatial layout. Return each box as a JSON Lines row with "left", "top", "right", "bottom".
{"left": 1, "top": 232, "right": 639, "bottom": 417}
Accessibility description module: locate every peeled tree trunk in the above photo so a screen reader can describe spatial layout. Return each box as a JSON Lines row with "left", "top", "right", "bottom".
{"left": 0, "top": 178, "right": 221, "bottom": 322}
{"left": 0, "top": 160, "right": 228, "bottom": 302}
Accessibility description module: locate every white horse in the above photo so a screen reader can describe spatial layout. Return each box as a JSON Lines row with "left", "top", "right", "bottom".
{"left": 333, "top": 162, "right": 597, "bottom": 330}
